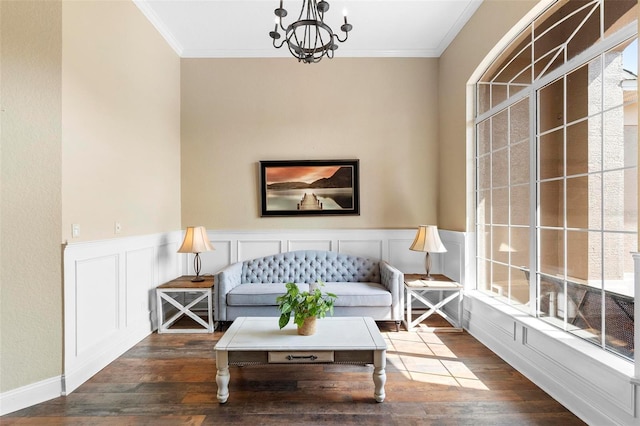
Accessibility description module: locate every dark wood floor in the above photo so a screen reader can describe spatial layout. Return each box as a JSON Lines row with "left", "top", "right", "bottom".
{"left": 3, "top": 317, "right": 585, "bottom": 425}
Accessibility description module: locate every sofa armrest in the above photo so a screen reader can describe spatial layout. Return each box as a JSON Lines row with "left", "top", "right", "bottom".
{"left": 380, "top": 261, "right": 404, "bottom": 321}
{"left": 214, "top": 261, "right": 243, "bottom": 321}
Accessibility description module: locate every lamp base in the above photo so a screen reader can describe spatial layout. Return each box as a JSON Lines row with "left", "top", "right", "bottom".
{"left": 420, "top": 274, "right": 436, "bottom": 281}
{"left": 421, "top": 253, "right": 435, "bottom": 281}
{"left": 191, "top": 253, "right": 205, "bottom": 282}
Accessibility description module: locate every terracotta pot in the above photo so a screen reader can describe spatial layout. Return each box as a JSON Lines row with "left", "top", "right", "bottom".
{"left": 297, "top": 316, "right": 317, "bottom": 336}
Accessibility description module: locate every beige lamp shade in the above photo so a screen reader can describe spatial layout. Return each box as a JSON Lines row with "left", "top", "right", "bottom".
{"left": 177, "top": 226, "right": 215, "bottom": 254}
{"left": 409, "top": 225, "right": 447, "bottom": 253}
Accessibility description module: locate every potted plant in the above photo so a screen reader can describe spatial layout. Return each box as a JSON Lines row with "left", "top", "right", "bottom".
{"left": 276, "top": 281, "right": 337, "bottom": 335}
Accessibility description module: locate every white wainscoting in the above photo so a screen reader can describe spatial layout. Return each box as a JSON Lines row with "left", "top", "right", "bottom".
{"left": 63, "top": 231, "right": 183, "bottom": 394}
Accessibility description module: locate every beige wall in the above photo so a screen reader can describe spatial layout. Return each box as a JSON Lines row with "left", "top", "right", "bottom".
{"left": 62, "top": 0, "right": 181, "bottom": 242}
{"left": 181, "top": 58, "right": 438, "bottom": 230}
{"left": 1, "top": 1, "right": 63, "bottom": 392}
{"left": 438, "top": 0, "right": 539, "bottom": 231}
{"left": 1, "top": 0, "right": 181, "bottom": 395}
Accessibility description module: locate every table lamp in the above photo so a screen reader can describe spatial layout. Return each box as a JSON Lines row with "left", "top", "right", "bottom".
{"left": 409, "top": 225, "right": 447, "bottom": 280}
{"left": 177, "top": 226, "right": 215, "bottom": 282}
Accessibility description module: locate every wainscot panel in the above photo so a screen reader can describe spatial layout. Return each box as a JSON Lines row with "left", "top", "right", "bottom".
{"left": 338, "top": 239, "right": 383, "bottom": 260}
{"left": 125, "top": 247, "right": 155, "bottom": 329}
{"left": 288, "top": 239, "right": 333, "bottom": 252}
{"left": 75, "top": 255, "right": 119, "bottom": 356}
{"left": 63, "top": 232, "right": 183, "bottom": 394}
{"left": 238, "top": 239, "right": 283, "bottom": 262}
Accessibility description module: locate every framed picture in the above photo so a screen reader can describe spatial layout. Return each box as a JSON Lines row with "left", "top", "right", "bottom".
{"left": 259, "top": 159, "right": 360, "bottom": 217}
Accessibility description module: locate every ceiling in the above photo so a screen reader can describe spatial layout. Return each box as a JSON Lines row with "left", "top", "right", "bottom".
{"left": 133, "top": 0, "right": 483, "bottom": 59}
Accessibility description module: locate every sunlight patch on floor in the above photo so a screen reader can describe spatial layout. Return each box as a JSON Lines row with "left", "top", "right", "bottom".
{"left": 383, "top": 331, "right": 490, "bottom": 391}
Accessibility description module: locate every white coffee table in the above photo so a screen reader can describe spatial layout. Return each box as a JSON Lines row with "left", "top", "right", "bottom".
{"left": 214, "top": 316, "right": 387, "bottom": 403}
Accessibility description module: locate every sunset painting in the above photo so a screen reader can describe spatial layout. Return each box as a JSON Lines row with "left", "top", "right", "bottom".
{"left": 259, "top": 160, "right": 360, "bottom": 216}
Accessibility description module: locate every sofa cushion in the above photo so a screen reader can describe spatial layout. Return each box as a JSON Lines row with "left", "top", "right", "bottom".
{"left": 241, "top": 251, "right": 380, "bottom": 284}
{"left": 227, "top": 283, "right": 310, "bottom": 306}
{"left": 322, "top": 282, "right": 392, "bottom": 307}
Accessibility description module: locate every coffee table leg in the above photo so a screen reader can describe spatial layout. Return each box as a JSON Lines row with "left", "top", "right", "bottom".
{"left": 216, "top": 350, "right": 230, "bottom": 403}
{"left": 373, "top": 350, "right": 386, "bottom": 402}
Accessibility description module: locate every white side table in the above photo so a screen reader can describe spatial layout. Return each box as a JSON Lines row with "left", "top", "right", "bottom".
{"left": 404, "top": 273, "right": 463, "bottom": 332}
{"left": 156, "top": 276, "right": 215, "bottom": 333}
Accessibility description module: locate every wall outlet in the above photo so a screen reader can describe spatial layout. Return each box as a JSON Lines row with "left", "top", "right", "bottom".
{"left": 115, "top": 222, "right": 122, "bottom": 234}
{"left": 72, "top": 224, "right": 80, "bottom": 238}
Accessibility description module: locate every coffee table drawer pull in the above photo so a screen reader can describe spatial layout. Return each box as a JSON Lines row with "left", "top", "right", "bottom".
{"left": 268, "top": 351, "right": 334, "bottom": 363}
{"left": 287, "top": 354, "right": 316, "bottom": 360}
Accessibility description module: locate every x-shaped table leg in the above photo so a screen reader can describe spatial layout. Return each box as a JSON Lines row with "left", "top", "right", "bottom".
{"left": 159, "top": 291, "right": 211, "bottom": 330}
{"left": 407, "top": 289, "right": 462, "bottom": 331}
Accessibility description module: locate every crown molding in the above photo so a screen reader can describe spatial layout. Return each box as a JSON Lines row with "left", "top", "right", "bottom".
{"left": 435, "top": 0, "right": 483, "bottom": 56}
{"left": 179, "top": 48, "right": 443, "bottom": 59}
{"left": 133, "top": 0, "right": 184, "bottom": 56}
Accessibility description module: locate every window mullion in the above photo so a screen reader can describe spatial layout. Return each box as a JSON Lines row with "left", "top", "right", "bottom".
{"left": 599, "top": 50, "right": 606, "bottom": 351}
{"left": 562, "top": 75, "right": 568, "bottom": 330}
{"left": 530, "top": 92, "right": 538, "bottom": 317}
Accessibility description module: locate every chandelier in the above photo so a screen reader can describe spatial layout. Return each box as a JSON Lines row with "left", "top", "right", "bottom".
{"left": 269, "top": 0, "right": 353, "bottom": 64}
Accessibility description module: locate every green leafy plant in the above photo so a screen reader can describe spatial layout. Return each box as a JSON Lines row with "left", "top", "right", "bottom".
{"left": 276, "top": 281, "right": 338, "bottom": 329}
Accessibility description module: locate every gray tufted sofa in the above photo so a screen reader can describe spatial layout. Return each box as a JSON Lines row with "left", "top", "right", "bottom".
{"left": 214, "top": 250, "right": 404, "bottom": 330}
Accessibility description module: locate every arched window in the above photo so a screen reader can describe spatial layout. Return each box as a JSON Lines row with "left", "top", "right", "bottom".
{"left": 475, "top": 0, "right": 637, "bottom": 359}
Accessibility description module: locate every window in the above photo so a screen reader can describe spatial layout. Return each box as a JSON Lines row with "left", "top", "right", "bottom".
{"left": 476, "top": 0, "right": 637, "bottom": 359}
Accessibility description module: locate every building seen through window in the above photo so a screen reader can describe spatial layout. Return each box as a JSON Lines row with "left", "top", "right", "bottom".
{"left": 475, "top": 0, "right": 637, "bottom": 359}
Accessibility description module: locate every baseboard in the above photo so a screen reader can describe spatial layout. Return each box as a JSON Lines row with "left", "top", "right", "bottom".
{"left": 0, "top": 375, "right": 62, "bottom": 416}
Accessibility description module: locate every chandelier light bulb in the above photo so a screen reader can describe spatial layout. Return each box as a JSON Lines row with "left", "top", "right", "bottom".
{"left": 269, "top": 16, "right": 281, "bottom": 39}
{"left": 341, "top": 9, "right": 352, "bottom": 33}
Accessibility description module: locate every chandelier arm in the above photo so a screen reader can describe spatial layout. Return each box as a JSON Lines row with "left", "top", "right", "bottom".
{"left": 273, "top": 37, "right": 286, "bottom": 49}
{"left": 299, "top": 0, "right": 308, "bottom": 21}
{"left": 310, "top": 27, "right": 323, "bottom": 62}
{"left": 313, "top": 25, "right": 321, "bottom": 59}
{"left": 317, "top": 26, "right": 331, "bottom": 60}
{"left": 303, "top": 22, "right": 309, "bottom": 53}
{"left": 335, "top": 32, "right": 349, "bottom": 43}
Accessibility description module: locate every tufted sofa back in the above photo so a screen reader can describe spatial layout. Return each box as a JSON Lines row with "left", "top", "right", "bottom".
{"left": 241, "top": 250, "right": 380, "bottom": 284}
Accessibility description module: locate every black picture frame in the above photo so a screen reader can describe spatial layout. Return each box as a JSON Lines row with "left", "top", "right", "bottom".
{"left": 259, "top": 159, "right": 360, "bottom": 217}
